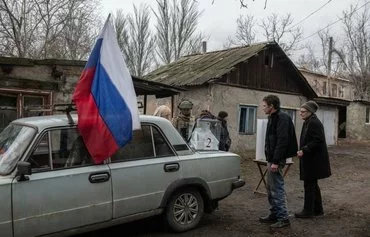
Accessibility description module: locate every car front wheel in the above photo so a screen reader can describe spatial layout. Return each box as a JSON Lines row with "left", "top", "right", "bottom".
{"left": 165, "top": 188, "right": 204, "bottom": 232}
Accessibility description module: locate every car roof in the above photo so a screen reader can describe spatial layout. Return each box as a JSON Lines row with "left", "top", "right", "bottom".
{"left": 12, "top": 113, "right": 192, "bottom": 156}
{"left": 12, "top": 113, "right": 172, "bottom": 131}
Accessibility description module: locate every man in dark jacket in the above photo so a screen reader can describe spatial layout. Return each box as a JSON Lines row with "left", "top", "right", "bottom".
{"left": 260, "top": 95, "right": 298, "bottom": 229}
{"left": 295, "top": 101, "right": 331, "bottom": 218}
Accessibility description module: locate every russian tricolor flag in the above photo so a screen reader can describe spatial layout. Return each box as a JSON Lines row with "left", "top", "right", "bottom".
{"left": 73, "top": 16, "right": 140, "bottom": 164}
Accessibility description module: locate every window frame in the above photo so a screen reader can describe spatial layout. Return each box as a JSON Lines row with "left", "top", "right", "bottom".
{"left": 366, "top": 107, "right": 370, "bottom": 124}
{"left": 331, "top": 83, "right": 338, "bottom": 97}
{"left": 238, "top": 105, "right": 257, "bottom": 135}
{"left": 323, "top": 81, "right": 327, "bottom": 95}
{"left": 26, "top": 127, "right": 94, "bottom": 173}
{"left": 110, "top": 123, "right": 176, "bottom": 163}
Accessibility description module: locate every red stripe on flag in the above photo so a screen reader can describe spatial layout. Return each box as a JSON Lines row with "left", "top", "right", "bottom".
{"left": 73, "top": 67, "right": 119, "bottom": 164}
{"left": 76, "top": 93, "right": 119, "bottom": 164}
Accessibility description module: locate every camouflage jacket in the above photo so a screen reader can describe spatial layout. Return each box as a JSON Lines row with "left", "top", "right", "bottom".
{"left": 172, "top": 114, "right": 195, "bottom": 140}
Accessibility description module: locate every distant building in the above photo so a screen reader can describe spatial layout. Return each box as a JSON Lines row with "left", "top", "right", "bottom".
{"left": 300, "top": 68, "right": 370, "bottom": 141}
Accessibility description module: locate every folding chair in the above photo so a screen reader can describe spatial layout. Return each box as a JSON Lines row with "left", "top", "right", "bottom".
{"left": 253, "top": 159, "right": 294, "bottom": 195}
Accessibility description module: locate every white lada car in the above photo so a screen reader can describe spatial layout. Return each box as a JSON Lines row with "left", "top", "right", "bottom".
{"left": 0, "top": 113, "right": 244, "bottom": 237}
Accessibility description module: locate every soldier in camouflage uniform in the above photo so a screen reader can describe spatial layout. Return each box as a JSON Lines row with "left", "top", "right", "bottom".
{"left": 172, "top": 100, "right": 195, "bottom": 141}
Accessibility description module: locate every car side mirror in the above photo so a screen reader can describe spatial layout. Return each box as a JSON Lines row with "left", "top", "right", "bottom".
{"left": 17, "top": 161, "right": 32, "bottom": 182}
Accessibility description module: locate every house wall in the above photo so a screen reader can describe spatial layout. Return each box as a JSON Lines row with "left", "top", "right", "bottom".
{"left": 347, "top": 102, "right": 370, "bottom": 140}
{"left": 209, "top": 84, "right": 306, "bottom": 154}
{"left": 0, "top": 62, "right": 84, "bottom": 104}
{"left": 0, "top": 62, "right": 82, "bottom": 130}
{"left": 170, "top": 86, "right": 213, "bottom": 118}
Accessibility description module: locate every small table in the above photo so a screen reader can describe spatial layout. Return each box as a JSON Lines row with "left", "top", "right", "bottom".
{"left": 253, "top": 159, "right": 294, "bottom": 195}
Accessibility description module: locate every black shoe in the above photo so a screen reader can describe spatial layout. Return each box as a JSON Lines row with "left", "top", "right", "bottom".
{"left": 259, "top": 214, "right": 278, "bottom": 223}
{"left": 294, "top": 210, "right": 314, "bottom": 218}
{"left": 270, "top": 219, "right": 290, "bottom": 229}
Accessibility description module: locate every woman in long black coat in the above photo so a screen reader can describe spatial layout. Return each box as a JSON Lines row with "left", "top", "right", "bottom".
{"left": 295, "top": 101, "right": 331, "bottom": 218}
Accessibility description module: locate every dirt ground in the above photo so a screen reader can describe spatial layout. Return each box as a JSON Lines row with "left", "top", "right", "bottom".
{"left": 79, "top": 141, "right": 370, "bottom": 237}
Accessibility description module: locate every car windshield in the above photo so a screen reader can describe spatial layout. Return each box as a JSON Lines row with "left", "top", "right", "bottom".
{"left": 0, "top": 124, "right": 36, "bottom": 175}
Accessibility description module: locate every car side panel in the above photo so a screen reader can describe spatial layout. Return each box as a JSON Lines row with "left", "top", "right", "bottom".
{"left": 180, "top": 153, "right": 241, "bottom": 199}
{"left": 109, "top": 157, "right": 180, "bottom": 218}
{"left": 0, "top": 179, "right": 12, "bottom": 237}
{"left": 12, "top": 166, "right": 112, "bottom": 237}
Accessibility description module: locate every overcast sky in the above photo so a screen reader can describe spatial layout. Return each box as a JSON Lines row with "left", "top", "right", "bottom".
{"left": 100, "top": 0, "right": 361, "bottom": 57}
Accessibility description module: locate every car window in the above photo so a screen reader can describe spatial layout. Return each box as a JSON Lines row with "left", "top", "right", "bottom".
{"left": 152, "top": 126, "right": 175, "bottom": 157}
{"left": 111, "top": 124, "right": 174, "bottom": 162}
{"left": 28, "top": 128, "right": 93, "bottom": 172}
{"left": 29, "top": 133, "right": 51, "bottom": 171}
{"left": 111, "top": 125, "right": 154, "bottom": 161}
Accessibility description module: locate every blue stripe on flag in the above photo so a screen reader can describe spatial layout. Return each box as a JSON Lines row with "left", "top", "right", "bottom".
{"left": 85, "top": 39, "right": 103, "bottom": 69}
{"left": 91, "top": 60, "right": 133, "bottom": 147}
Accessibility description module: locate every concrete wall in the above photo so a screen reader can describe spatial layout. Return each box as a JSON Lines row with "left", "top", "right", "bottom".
{"left": 210, "top": 84, "right": 306, "bottom": 154}
{"left": 347, "top": 102, "right": 370, "bottom": 140}
{"left": 52, "top": 65, "right": 84, "bottom": 104}
{"left": 0, "top": 62, "right": 84, "bottom": 105}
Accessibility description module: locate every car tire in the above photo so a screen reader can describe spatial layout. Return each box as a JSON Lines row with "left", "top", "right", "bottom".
{"left": 165, "top": 188, "right": 204, "bottom": 232}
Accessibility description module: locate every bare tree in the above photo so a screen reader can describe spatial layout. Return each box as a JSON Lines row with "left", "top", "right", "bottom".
{"left": 114, "top": 5, "right": 155, "bottom": 77}
{"left": 209, "top": 0, "right": 268, "bottom": 9}
{"left": 297, "top": 28, "right": 346, "bottom": 76}
{"left": 227, "top": 13, "right": 302, "bottom": 54}
{"left": 0, "top": 0, "right": 100, "bottom": 59}
{"left": 260, "top": 13, "right": 303, "bottom": 54}
{"left": 341, "top": 2, "right": 370, "bottom": 100}
{"left": 0, "top": 0, "right": 39, "bottom": 57}
{"left": 154, "top": 0, "right": 204, "bottom": 64}
{"left": 227, "top": 14, "right": 256, "bottom": 47}
{"left": 296, "top": 43, "right": 321, "bottom": 72}
{"left": 47, "top": 0, "right": 100, "bottom": 60}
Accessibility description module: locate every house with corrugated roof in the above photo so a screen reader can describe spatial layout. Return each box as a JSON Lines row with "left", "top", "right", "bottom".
{"left": 144, "top": 42, "right": 325, "bottom": 152}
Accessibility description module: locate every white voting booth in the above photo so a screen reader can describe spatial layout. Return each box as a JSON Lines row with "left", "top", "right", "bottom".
{"left": 189, "top": 119, "right": 221, "bottom": 150}
{"left": 256, "top": 119, "right": 268, "bottom": 161}
{"left": 256, "top": 119, "right": 293, "bottom": 163}
{"left": 254, "top": 119, "right": 293, "bottom": 194}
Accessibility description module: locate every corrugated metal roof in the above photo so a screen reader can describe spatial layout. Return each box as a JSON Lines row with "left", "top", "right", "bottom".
{"left": 144, "top": 42, "right": 271, "bottom": 86}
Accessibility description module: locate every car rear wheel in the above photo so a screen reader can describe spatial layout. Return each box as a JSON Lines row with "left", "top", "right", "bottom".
{"left": 165, "top": 188, "right": 204, "bottom": 232}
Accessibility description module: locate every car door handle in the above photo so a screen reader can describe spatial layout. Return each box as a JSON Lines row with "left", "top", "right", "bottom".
{"left": 89, "top": 172, "right": 110, "bottom": 183}
{"left": 164, "top": 163, "right": 180, "bottom": 172}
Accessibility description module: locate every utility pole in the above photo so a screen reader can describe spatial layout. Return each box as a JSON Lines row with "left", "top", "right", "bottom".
{"left": 327, "top": 36, "right": 333, "bottom": 96}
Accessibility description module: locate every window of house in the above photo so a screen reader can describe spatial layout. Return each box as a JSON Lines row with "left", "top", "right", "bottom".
{"left": 339, "top": 86, "right": 345, "bottom": 98}
{"left": 0, "top": 94, "right": 17, "bottom": 131}
{"left": 366, "top": 107, "right": 370, "bottom": 124}
{"left": 281, "top": 108, "right": 296, "bottom": 125}
{"left": 323, "top": 82, "right": 327, "bottom": 95}
{"left": 28, "top": 128, "right": 92, "bottom": 172}
{"left": 111, "top": 124, "right": 174, "bottom": 162}
{"left": 239, "top": 106, "right": 256, "bottom": 134}
{"left": 0, "top": 90, "right": 51, "bottom": 131}
{"left": 331, "top": 83, "right": 338, "bottom": 97}
{"left": 23, "top": 96, "right": 45, "bottom": 117}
